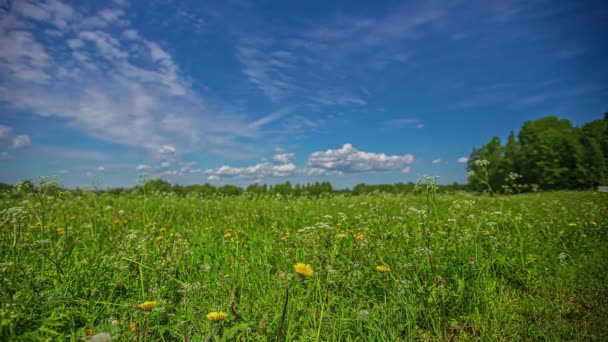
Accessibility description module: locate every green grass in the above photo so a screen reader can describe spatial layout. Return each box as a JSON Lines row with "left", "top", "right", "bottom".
{"left": 1, "top": 189, "right": 607, "bottom": 341}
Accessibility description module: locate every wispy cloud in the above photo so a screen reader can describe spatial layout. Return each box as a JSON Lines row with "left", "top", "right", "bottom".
{"left": 386, "top": 118, "right": 424, "bottom": 128}
{"left": 0, "top": 0, "right": 302, "bottom": 161}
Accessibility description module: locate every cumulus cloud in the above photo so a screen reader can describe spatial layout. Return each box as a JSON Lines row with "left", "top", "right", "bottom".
{"left": 12, "top": 135, "right": 32, "bottom": 149}
{"left": 307, "top": 143, "right": 414, "bottom": 173}
{"left": 432, "top": 158, "right": 442, "bottom": 164}
{"left": 273, "top": 152, "right": 295, "bottom": 164}
{"left": 457, "top": 157, "right": 469, "bottom": 163}
{"left": 0, "top": 124, "right": 32, "bottom": 150}
{"left": 94, "top": 165, "right": 105, "bottom": 172}
{"left": 136, "top": 164, "right": 150, "bottom": 171}
{"left": 157, "top": 145, "right": 176, "bottom": 156}
{"left": 204, "top": 162, "right": 297, "bottom": 180}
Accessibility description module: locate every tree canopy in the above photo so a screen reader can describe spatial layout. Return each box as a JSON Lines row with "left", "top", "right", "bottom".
{"left": 467, "top": 114, "right": 608, "bottom": 192}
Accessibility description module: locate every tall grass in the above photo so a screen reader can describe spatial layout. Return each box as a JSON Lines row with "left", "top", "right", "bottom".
{"left": 1, "top": 188, "right": 606, "bottom": 340}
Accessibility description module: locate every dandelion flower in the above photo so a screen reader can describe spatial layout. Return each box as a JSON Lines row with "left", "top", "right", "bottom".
{"left": 129, "top": 322, "right": 136, "bottom": 332}
{"left": 207, "top": 311, "right": 228, "bottom": 322}
{"left": 155, "top": 236, "right": 164, "bottom": 242}
{"left": 137, "top": 301, "right": 157, "bottom": 311}
{"left": 482, "top": 229, "right": 491, "bottom": 235}
{"left": 294, "top": 262, "right": 314, "bottom": 277}
{"left": 338, "top": 233, "right": 346, "bottom": 238}
{"left": 376, "top": 265, "right": 390, "bottom": 272}
{"left": 224, "top": 232, "right": 232, "bottom": 238}
{"left": 568, "top": 223, "right": 577, "bottom": 227}
{"left": 57, "top": 227, "right": 65, "bottom": 235}
{"left": 159, "top": 227, "right": 166, "bottom": 232}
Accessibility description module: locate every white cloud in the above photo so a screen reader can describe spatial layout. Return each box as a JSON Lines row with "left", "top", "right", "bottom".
{"left": 207, "top": 175, "right": 220, "bottom": 183}
{"left": 160, "top": 161, "right": 171, "bottom": 168}
{"left": 157, "top": 145, "right": 176, "bottom": 156}
{"left": 1, "top": 1, "right": 299, "bottom": 162}
{"left": 0, "top": 125, "right": 12, "bottom": 140}
{"left": 307, "top": 143, "right": 414, "bottom": 173}
{"left": 95, "top": 165, "right": 105, "bottom": 172}
{"left": 432, "top": 158, "right": 442, "bottom": 164}
{"left": 136, "top": 164, "right": 150, "bottom": 171}
{"left": 457, "top": 157, "right": 469, "bottom": 163}
{"left": 401, "top": 166, "right": 411, "bottom": 173}
{"left": 273, "top": 152, "right": 295, "bottom": 164}
{"left": 204, "top": 162, "right": 297, "bottom": 180}
{"left": 179, "top": 161, "right": 196, "bottom": 173}
{"left": 0, "top": 125, "right": 32, "bottom": 149}
{"left": 387, "top": 118, "right": 424, "bottom": 128}
{"left": 12, "top": 135, "right": 32, "bottom": 149}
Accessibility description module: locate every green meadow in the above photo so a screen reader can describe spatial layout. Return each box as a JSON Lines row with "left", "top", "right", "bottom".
{"left": 1, "top": 186, "right": 607, "bottom": 341}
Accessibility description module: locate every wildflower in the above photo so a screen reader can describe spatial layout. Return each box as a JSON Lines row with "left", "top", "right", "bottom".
{"left": 224, "top": 232, "right": 232, "bottom": 238}
{"left": 376, "top": 265, "right": 390, "bottom": 272}
{"left": 568, "top": 223, "right": 577, "bottom": 227}
{"left": 137, "top": 301, "right": 157, "bottom": 311}
{"left": 87, "top": 328, "right": 96, "bottom": 336}
{"left": 129, "top": 322, "right": 136, "bottom": 332}
{"left": 159, "top": 227, "right": 166, "bottom": 232}
{"left": 207, "top": 312, "right": 228, "bottom": 322}
{"left": 90, "top": 333, "right": 113, "bottom": 342}
{"left": 355, "top": 233, "right": 365, "bottom": 240}
{"left": 294, "top": 262, "right": 314, "bottom": 277}
{"left": 338, "top": 233, "right": 347, "bottom": 238}
{"left": 591, "top": 221, "right": 597, "bottom": 226}
{"left": 358, "top": 310, "right": 370, "bottom": 320}
{"left": 155, "top": 236, "right": 164, "bottom": 242}
{"left": 56, "top": 227, "right": 65, "bottom": 235}
{"left": 482, "top": 229, "right": 491, "bottom": 235}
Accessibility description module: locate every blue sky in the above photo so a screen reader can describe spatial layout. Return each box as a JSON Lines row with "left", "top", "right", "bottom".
{"left": 0, "top": 0, "right": 606, "bottom": 189}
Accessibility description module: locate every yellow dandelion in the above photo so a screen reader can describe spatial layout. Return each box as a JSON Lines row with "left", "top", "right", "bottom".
{"left": 56, "top": 227, "right": 65, "bottom": 235}
{"left": 87, "top": 328, "right": 96, "bottom": 336}
{"left": 159, "top": 227, "right": 167, "bottom": 232}
{"left": 338, "top": 233, "right": 347, "bottom": 238}
{"left": 355, "top": 233, "right": 365, "bottom": 240}
{"left": 294, "top": 262, "right": 314, "bottom": 277}
{"left": 482, "top": 229, "right": 491, "bottom": 235}
{"left": 568, "top": 223, "right": 577, "bottom": 227}
{"left": 207, "top": 311, "right": 228, "bottom": 322}
{"left": 137, "top": 301, "right": 157, "bottom": 311}
{"left": 591, "top": 221, "right": 597, "bottom": 226}
{"left": 224, "top": 232, "right": 232, "bottom": 238}
{"left": 376, "top": 265, "right": 390, "bottom": 272}
{"left": 129, "top": 322, "right": 136, "bottom": 332}
{"left": 155, "top": 236, "right": 164, "bottom": 242}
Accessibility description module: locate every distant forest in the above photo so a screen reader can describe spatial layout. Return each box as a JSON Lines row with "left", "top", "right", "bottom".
{"left": 2, "top": 114, "right": 606, "bottom": 197}
{"left": 467, "top": 114, "right": 608, "bottom": 192}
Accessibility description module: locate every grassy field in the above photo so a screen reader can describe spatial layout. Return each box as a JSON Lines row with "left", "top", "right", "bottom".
{"left": 1, "top": 186, "right": 607, "bottom": 341}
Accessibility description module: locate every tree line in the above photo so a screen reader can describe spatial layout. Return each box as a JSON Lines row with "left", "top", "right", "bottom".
{"left": 467, "top": 114, "right": 608, "bottom": 192}
{"left": 2, "top": 114, "right": 605, "bottom": 197}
